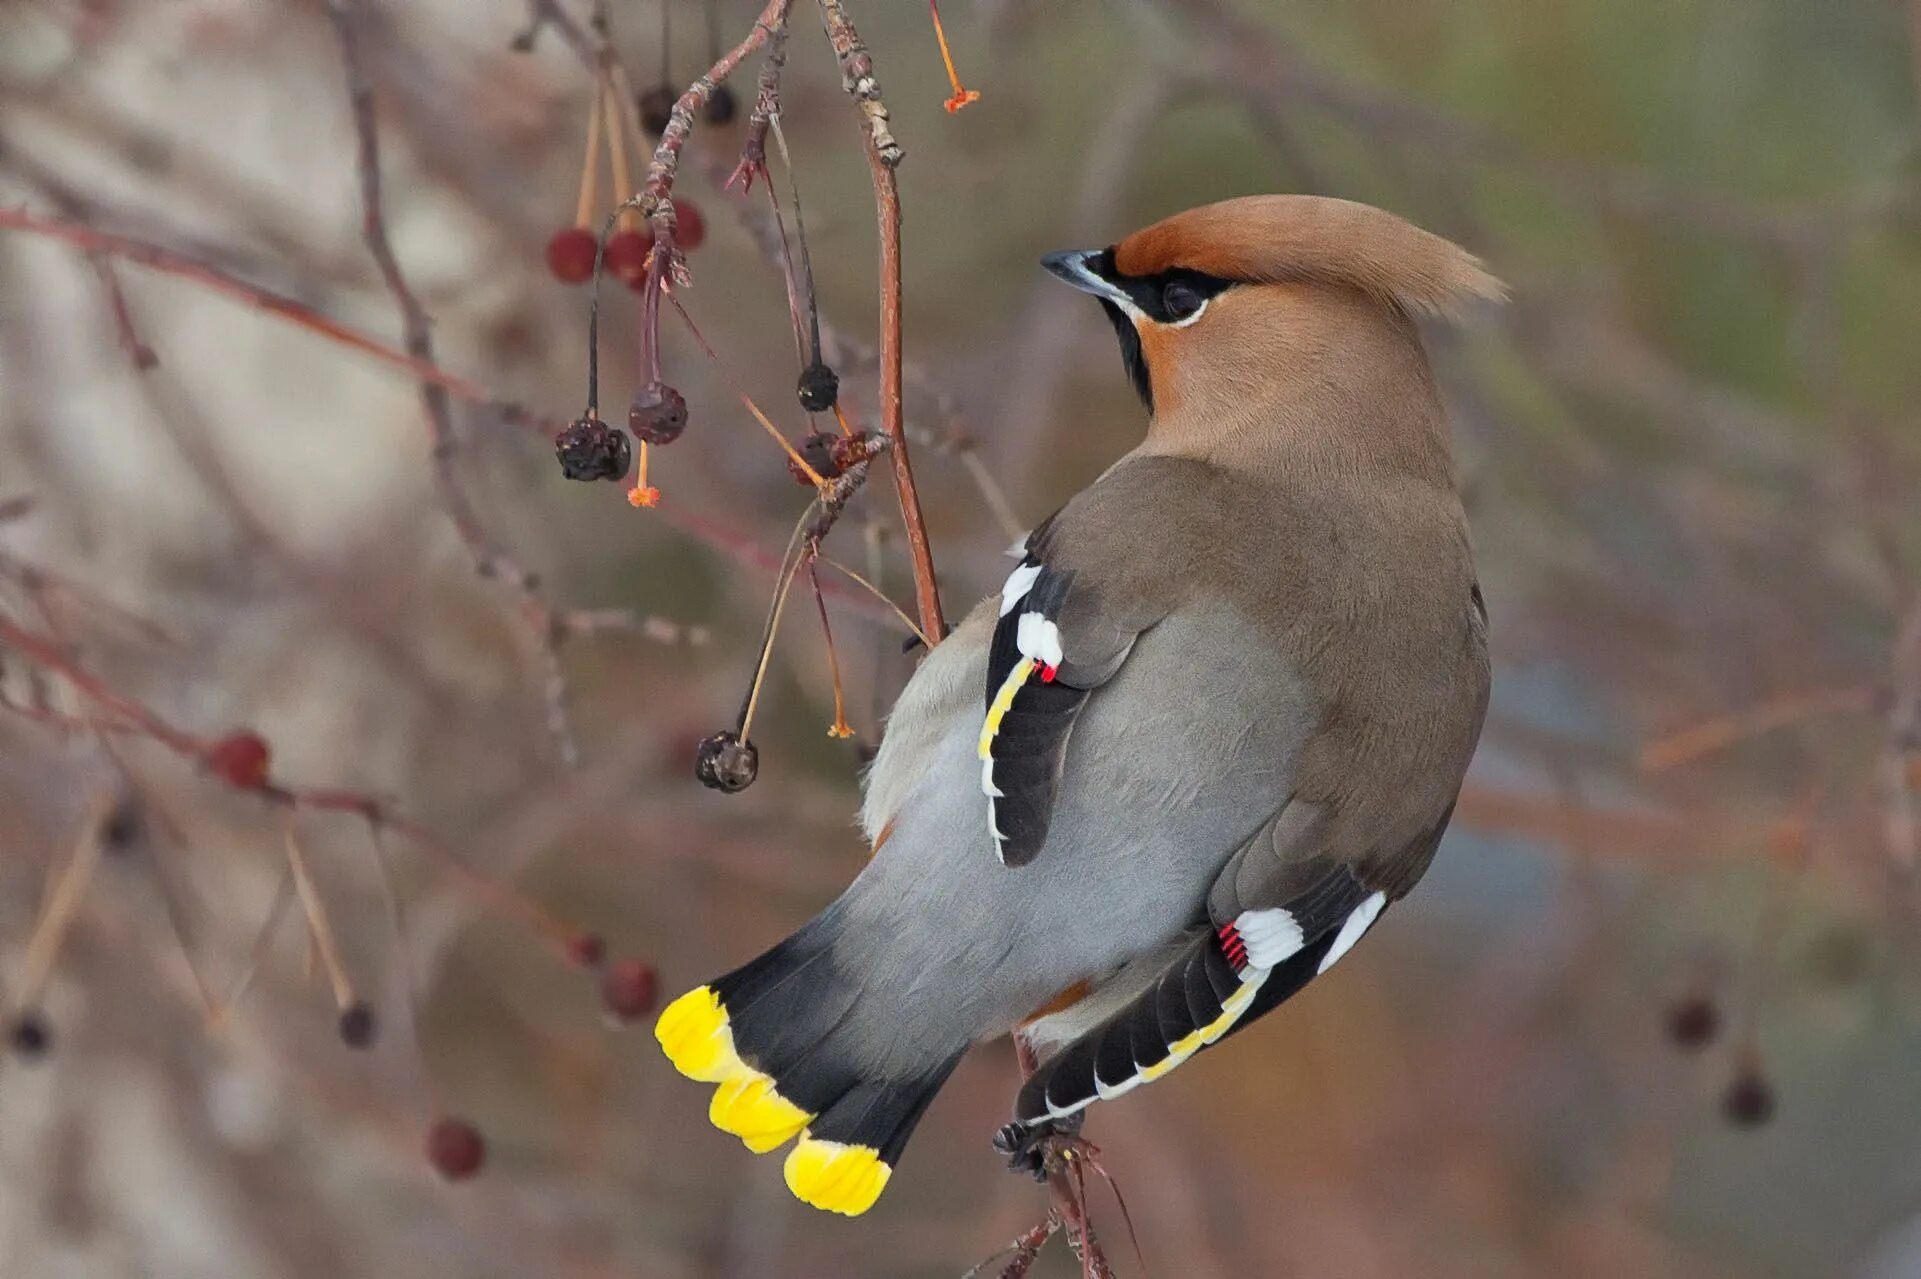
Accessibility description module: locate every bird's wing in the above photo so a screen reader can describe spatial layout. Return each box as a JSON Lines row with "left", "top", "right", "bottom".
{"left": 1014, "top": 796, "right": 1458, "bottom": 1124}
{"left": 979, "top": 456, "right": 1201, "bottom": 866}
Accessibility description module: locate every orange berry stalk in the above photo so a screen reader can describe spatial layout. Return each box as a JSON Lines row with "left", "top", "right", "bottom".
{"left": 928, "top": 0, "right": 980, "bottom": 113}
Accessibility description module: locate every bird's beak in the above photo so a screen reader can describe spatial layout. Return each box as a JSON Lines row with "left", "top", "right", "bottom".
{"left": 1040, "top": 250, "right": 1130, "bottom": 307}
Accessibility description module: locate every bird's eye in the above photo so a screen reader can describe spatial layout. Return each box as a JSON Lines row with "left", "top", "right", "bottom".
{"left": 1162, "top": 281, "right": 1204, "bottom": 322}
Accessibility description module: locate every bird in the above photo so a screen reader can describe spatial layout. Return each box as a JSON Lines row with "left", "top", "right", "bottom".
{"left": 656, "top": 194, "right": 1500, "bottom": 1216}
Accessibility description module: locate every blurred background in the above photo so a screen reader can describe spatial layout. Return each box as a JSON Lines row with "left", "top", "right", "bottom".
{"left": 3, "top": 0, "right": 1920, "bottom": 1275}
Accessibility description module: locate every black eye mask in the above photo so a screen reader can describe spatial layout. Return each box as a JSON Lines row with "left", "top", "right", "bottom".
{"left": 1086, "top": 249, "right": 1235, "bottom": 410}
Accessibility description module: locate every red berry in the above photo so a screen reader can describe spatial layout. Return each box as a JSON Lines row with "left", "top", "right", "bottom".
{"left": 600, "top": 959, "right": 658, "bottom": 1021}
{"left": 426, "top": 1116, "right": 486, "bottom": 1180}
{"left": 205, "top": 731, "right": 271, "bottom": 789}
{"left": 673, "top": 198, "right": 705, "bottom": 251}
{"left": 565, "top": 932, "right": 607, "bottom": 969}
{"left": 544, "top": 226, "right": 598, "bottom": 284}
{"left": 604, "top": 228, "right": 654, "bottom": 287}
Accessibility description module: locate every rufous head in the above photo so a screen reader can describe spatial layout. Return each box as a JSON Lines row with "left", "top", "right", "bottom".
{"left": 1042, "top": 195, "right": 1503, "bottom": 439}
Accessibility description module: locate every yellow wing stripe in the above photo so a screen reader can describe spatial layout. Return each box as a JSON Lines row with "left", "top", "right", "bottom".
{"left": 1089, "top": 970, "right": 1267, "bottom": 1093}
{"left": 656, "top": 985, "right": 817, "bottom": 1154}
{"left": 784, "top": 1136, "right": 893, "bottom": 1217}
{"left": 978, "top": 657, "right": 1035, "bottom": 758}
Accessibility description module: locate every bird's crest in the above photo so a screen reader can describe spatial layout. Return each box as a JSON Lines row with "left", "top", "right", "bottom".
{"left": 1113, "top": 195, "right": 1505, "bottom": 319}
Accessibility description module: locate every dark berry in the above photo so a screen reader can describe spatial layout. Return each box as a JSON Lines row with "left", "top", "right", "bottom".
{"left": 703, "top": 84, "right": 738, "bottom": 125}
{"left": 7, "top": 1012, "right": 50, "bottom": 1059}
{"left": 205, "top": 732, "right": 271, "bottom": 790}
{"left": 565, "top": 932, "right": 607, "bottom": 969}
{"left": 338, "top": 1001, "right": 377, "bottom": 1049}
{"left": 694, "top": 730, "right": 759, "bottom": 793}
{"left": 638, "top": 84, "right": 677, "bottom": 137}
{"left": 628, "top": 383, "right": 688, "bottom": 445}
{"left": 788, "top": 431, "right": 842, "bottom": 486}
{"left": 600, "top": 959, "right": 659, "bottom": 1021}
{"left": 604, "top": 228, "right": 654, "bottom": 288}
{"left": 1722, "top": 1069, "right": 1776, "bottom": 1127}
{"left": 544, "top": 226, "right": 598, "bottom": 284}
{"left": 102, "top": 798, "right": 143, "bottom": 854}
{"left": 1665, "top": 996, "right": 1720, "bottom": 1051}
{"left": 426, "top": 1116, "right": 487, "bottom": 1180}
{"left": 673, "top": 198, "right": 705, "bottom": 251}
{"left": 554, "top": 415, "right": 632, "bottom": 482}
{"left": 796, "top": 361, "right": 840, "bottom": 413}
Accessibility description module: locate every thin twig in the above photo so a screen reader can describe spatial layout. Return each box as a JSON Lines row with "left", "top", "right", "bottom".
{"left": 323, "top": 0, "right": 578, "bottom": 764}
{"left": 817, "top": 0, "right": 947, "bottom": 644}
{"left": 0, "top": 210, "right": 542, "bottom": 432}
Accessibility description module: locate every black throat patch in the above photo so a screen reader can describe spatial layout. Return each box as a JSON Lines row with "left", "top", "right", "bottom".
{"left": 1084, "top": 249, "right": 1234, "bottom": 413}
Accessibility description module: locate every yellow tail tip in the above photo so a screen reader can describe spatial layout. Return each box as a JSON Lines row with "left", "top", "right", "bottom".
{"left": 783, "top": 1136, "right": 892, "bottom": 1216}
{"left": 709, "top": 1074, "right": 813, "bottom": 1154}
{"left": 654, "top": 986, "right": 747, "bottom": 1083}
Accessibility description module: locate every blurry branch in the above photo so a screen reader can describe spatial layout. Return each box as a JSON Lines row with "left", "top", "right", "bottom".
{"left": 0, "top": 208, "right": 544, "bottom": 430}
{"left": 817, "top": 0, "right": 948, "bottom": 642}
{"left": 1881, "top": 602, "right": 1921, "bottom": 871}
{"left": 0, "top": 207, "right": 871, "bottom": 636}
{"left": 325, "top": 0, "right": 582, "bottom": 765}
{"left": 1638, "top": 686, "right": 1876, "bottom": 772}
{"left": 0, "top": 612, "right": 580, "bottom": 954}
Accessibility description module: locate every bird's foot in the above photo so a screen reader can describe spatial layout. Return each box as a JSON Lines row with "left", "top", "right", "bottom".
{"left": 992, "top": 1114, "right": 1089, "bottom": 1182}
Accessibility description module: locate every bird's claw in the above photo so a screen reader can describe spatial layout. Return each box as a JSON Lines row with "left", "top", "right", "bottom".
{"left": 992, "top": 1115, "right": 1087, "bottom": 1182}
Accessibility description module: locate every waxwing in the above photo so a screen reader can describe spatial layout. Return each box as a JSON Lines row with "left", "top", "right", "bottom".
{"left": 658, "top": 194, "right": 1501, "bottom": 1216}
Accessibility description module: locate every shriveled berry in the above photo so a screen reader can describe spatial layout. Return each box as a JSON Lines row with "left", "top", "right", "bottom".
{"left": 544, "top": 226, "right": 598, "bottom": 284}
{"left": 426, "top": 1116, "right": 487, "bottom": 1180}
{"left": 565, "top": 932, "right": 607, "bottom": 969}
{"left": 7, "top": 1012, "right": 50, "bottom": 1060}
{"left": 694, "top": 730, "right": 758, "bottom": 793}
{"left": 703, "top": 84, "right": 738, "bottom": 125}
{"left": 628, "top": 383, "right": 688, "bottom": 445}
{"left": 1722, "top": 1069, "right": 1776, "bottom": 1127}
{"left": 788, "top": 431, "right": 842, "bottom": 486}
{"left": 604, "top": 228, "right": 654, "bottom": 288}
{"left": 206, "top": 732, "right": 271, "bottom": 790}
{"left": 796, "top": 361, "right": 839, "bottom": 413}
{"left": 829, "top": 431, "right": 875, "bottom": 475}
{"left": 673, "top": 198, "right": 706, "bottom": 251}
{"left": 338, "top": 1001, "right": 378, "bottom": 1049}
{"left": 1665, "top": 996, "right": 1720, "bottom": 1051}
{"left": 555, "top": 415, "right": 632, "bottom": 482}
{"left": 600, "top": 959, "right": 659, "bottom": 1021}
{"left": 638, "top": 84, "right": 677, "bottom": 137}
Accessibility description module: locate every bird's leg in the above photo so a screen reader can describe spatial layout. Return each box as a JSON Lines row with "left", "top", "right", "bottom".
{"left": 992, "top": 1112, "right": 1088, "bottom": 1180}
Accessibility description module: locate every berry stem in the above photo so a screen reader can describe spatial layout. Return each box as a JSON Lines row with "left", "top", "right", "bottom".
{"left": 16, "top": 793, "right": 111, "bottom": 1009}
{"left": 927, "top": 0, "right": 980, "bottom": 113}
{"left": 740, "top": 391, "right": 827, "bottom": 488}
{"left": 602, "top": 79, "right": 636, "bottom": 231}
{"left": 769, "top": 117, "right": 826, "bottom": 377}
{"left": 657, "top": 0, "right": 672, "bottom": 85}
{"left": 733, "top": 510, "right": 814, "bottom": 739}
{"left": 574, "top": 86, "right": 604, "bottom": 230}
{"left": 284, "top": 821, "right": 358, "bottom": 1011}
{"left": 212, "top": 862, "right": 296, "bottom": 1028}
{"left": 807, "top": 554, "right": 855, "bottom": 739}
{"left": 816, "top": 552, "right": 929, "bottom": 650}
{"left": 628, "top": 441, "right": 661, "bottom": 507}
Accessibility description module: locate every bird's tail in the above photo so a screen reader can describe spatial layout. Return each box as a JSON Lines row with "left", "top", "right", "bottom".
{"left": 654, "top": 907, "right": 963, "bottom": 1217}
